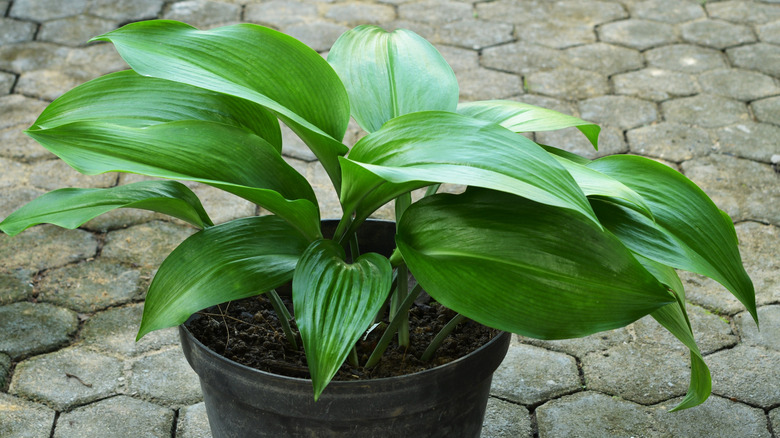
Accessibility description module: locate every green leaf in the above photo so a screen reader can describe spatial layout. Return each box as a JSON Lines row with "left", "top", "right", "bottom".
{"left": 328, "top": 25, "right": 458, "bottom": 133}
{"left": 340, "top": 111, "right": 597, "bottom": 229}
{"left": 0, "top": 180, "right": 212, "bottom": 235}
{"left": 31, "top": 70, "right": 282, "bottom": 151}
{"left": 93, "top": 20, "right": 350, "bottom": 190}
{"left": 588, "top": 155, "right": 756, "bottom": 323}
{"left": 396, "top": 188, "right": 674, "bottom": 339}
{"left": 26, "top": 120, "right": 322, "bottom": 240}
{"left": 293, "top": 240, "right": 392, "bottom": 400}
{"left": 638, "top": 255, "right": 711, "bottom": 411}
{"left": 458, "top": 100, "right": 600, "bottom": 149}
{"left": 138, "top": 216, "right": 310, "bottom": 338}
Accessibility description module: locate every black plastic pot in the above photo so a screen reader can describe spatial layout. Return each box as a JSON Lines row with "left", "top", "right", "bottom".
{"left": 177, "top": 219, "right": 512, "bottom": 437}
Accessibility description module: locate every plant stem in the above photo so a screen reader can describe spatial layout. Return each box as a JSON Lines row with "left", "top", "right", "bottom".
{"left": 424, "top": 184, "right": 441, "bottom": 197}
{"left": 395, "top": 264, "right": 410, "bottom": 347}
{"left": 268, "top": 289, "right": 298, "bottom": 350}
{"left": 365, "top": 283, "right": 422, "bottom": 369}
{"left": 421, "top": 313, "right": 467, "bottom": 362}
{"left": 348, "top": 346, "right": 359, "bottom": 367}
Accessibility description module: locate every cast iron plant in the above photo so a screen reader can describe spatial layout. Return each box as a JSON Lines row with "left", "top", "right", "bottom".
{"left": 0, "top": 21, "right": 756, "bottom": 409}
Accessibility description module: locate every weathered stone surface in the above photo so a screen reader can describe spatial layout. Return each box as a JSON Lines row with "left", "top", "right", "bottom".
{"left": 54, "top": 395, "right": 174, "bottom": 438}
{"left": 162, "top": 0, "right": 241, "bottom": 29}
{"left": 598, "top": 19, "right": 678, "bottom": 50}
{"left": 29, "top": 159, "right": 116, "bottom": 190}
{"left": 37, "top": 15, "right": 117, "bottom": 46}
{"left": 439, "top": 19, "right": 514, "bottom": 50}
{"left": 177, "top": 402, "right": 211, "bottom": 438}
{"left": 752, "top": 96, "right": 780, "bottom": 126}
{"left": 526, "top": 68, "right": 608, "bottom": 100}
{"left": 735, "top": 305, "right": 780, "bottom": 351}
{"left": 101, "top": 221, "right": 196, "bottom": 268}
{"left": 514, "top": 20, "right": 595, "bottom": 49}
{"left": 0, "top": 267, "right": 33, "bottom": 305}
{"left": 81, "top": 304, "right": 178, "bottom": 357}
{"left": 0, "top": 125, "right": 54, "bottom": 160}
{"left": 681, "top": 19, "right": 757, "bottom": 49}
{"left": 707, "top": 1, "right": 780, "bottom": 25}
{"left": 645, "top": 44, "right": 727, "bottom": 74}
{"left": 481, "top": 43, "right": 567, "bottom": 75}
{"left": 613, "top": 68, "right": 699, "bottom": 102}
{"left": 10, "top": 347, "right": 122, "bottom": 410}
{"left": 757, "top": 20, "right": 780, "bottom": 44}
{"left": 771, "top": 408, "right": 780, "bottom": 438}
{"left": 579, "top": 95, "right": 658, "bottom": 130}
{"left": 477, "top": 0, "right": 626, "bottom": 27}
{"left": 682, "top": 155, "right": 779, "bottom": 224}
{"left": 283, "top": 21, "right": 350, "bottom": 52}
{"left": 244, "top": 1, "right": 318, "bottom": 28}
{"left": 651, "top": 395, "right": 772, "bottom": 437}
{"left": 699, "top": 69, "right": 780, "bottom": 101}
{"left": 0, "top": 95, "right": 48, "bottom": 130}
{"left": 436, "top": 44, "right": 479, "bottom": 73}
{"left": 457, "top": 67, "right": 522, "bottom": 101}
{"left": 707, "top": 345, "right": 780, "bottom": 408}
{"left": 627, "top": 122, "right": 714, "bottom": 162}
{"left": 0, "top": 187, "right": 44, "bottom": 222}
{"left": 0, "top": 393, "right": 56, "bottom": 438}
{"left": 189, "top": 183, "right": 255, "bottom": 225}
{"left": 15, "top": 69, "right": 92, "bottom": 101}
{"left": 398, "top": 0, "right": 472, "bottom": 24}
{"left": 0, "top": 18, "right": 37, "bottom": 45}
{"left": 536, "top": 125, "right": 626, "bottom": 159}
{"left": 662, "top": 94, "right": 750, "bottom": 128}
{"left": 564, "top": 43, "right": 643, "bottom": 76}
{"left": 491, "top": 344, "right": 580, "bottom": 405}
{"left": 482, "top": 397, "right": 531, "bottom": 438}
{"left": 10, "top": 0, "right": 88, "bottom": 21}
{"left": 631, "top": 304, "right": 737, "bottom": 355}
{"left": 733, "top": 222, "right": 780, "bottom": 306}
{"left": 536, "top": 392, "right": 663, "bottom": 438}
{"left": 89, "top": 0, "right": 165, "bottom": 22}
{"left": 715, "top": 122, "right": 780, "bottom": 163}
{"left": 727, "top": 43, "right": 780, "bottom": 78}
{"left": 0, "top": 71, "right": 13, "bottom": 94}
{"left": 325, "top": 2, "right": 396, "bottom": 25}
{"left": 629, "top": 0, "right": 705, "bottom": 23}
{"left": 583, "top": 343, "right": 689, "bottom": 404}
{"left": 517, "top": 327, "right": 631, "bottom": 359}
{"left": 37, "top": 260, "right": 144, "bottom": 312}
{"left": 0, "top": 157, "right": 30, "bottom": 188}
{"left": 129, "top": 347, "right": 202, "bottom": 407}
{"left": 0, "top": 225, "right": 98, "bottom": 271}
{"left": 0, "top": 353, "right": 10, "bottom": 388}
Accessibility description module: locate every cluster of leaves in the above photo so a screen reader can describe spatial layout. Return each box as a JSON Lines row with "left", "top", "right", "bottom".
{"left": 0, "top": 21, "right": 755, "bottom": 408}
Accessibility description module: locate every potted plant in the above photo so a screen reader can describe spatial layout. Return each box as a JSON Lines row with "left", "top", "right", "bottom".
{"left": 0, "top": 20, "right": 756, "bottom": 437}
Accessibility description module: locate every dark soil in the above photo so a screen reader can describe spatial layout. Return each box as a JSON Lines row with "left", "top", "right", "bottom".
{"left": 185, "top": 292, "right": 498, "bottom": 381}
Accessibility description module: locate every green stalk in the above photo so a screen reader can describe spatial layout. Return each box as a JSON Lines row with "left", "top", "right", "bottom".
{"left": 365, "top": 283, "right": 422, "bottom": 369}
{"left": 421, "top": 313, "right": 467, "bottom": 362}
{"left": 424, "top": 184, "right": 441, "bottom": 197}
{"left": 268, "top": 289, "right": 298, "bottom": 350}
{"left": 348, "top": 346, "right": 359, "bottom": 367}
{"left": 395, "top": 264, "right": 410, "bottom": 347}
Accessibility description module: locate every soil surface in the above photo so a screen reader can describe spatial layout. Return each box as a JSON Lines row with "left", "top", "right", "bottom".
{"left": 186, "top": 292, "right": 498, "bottom": 381}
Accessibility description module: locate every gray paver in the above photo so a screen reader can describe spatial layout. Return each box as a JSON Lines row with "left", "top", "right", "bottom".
{"left": 699, "top": 68, "right": 780, "bottom": 101}
{"left": 54, "top": 396, "right": 174, "bottom": 438}
{"left": 727, "top": 43, "right": 780, "bottom": 78}
{"left": 681, "top": 155, "right": 780, "bottom": 225}
{"left": 752, "top": 96, "right": 780, "bottom": 126}
{"left": 37, "top": 15, "right": 118, "bottom": 46}
{"left": 0, "top": 302, "right": 78, "bottom": 359}
{"left": 757, "top": 20, "right": 780, "bottom": 44}
{"left": 244, "top": 1, "right": 319, "bottom": 28}
{"left": 680, "top": 19, "right": 757, "bottom": 49}
{"left": 0, "top": 224, "right": 98, "bottom": 271}
{"left": 629, "top": 0, "right": 705, "bottom": 23}
{"left": 564, "top": 43, "right": 643, "bottom": 76}
{"left": 29, "top": 160, "right": 116, "bottom": 191}
{"left": 89, "top": 0, "right": 165, "bottom": 22}
{"left": 490, "top": 344, "right": 580, "bottom": 405}
{"left": 613, "top": 68, "right": 699, "bottom": 102}
{"left": 0, "top": 125, "right": 55, "bottom": 161}
{"left": 645, "top": 44, "right": 727, "bottom": 74}
{"left": 439, "top": 19, "right": 514, "bottom": 50}
{"left": 37, "top": 260, "right": 144, "bottom": 312}
{"left": 398, "top": 1, "right": 472, "bottom": 24}
{"left": 651, "top": 395, "right": 771, "bottom": 438}
{"left": 283, "top": 21, "right": 350, "bottom": 52}
{"left": 661, "top": 94, "right": 750, "bottom": 128}
{"left": 81, "top": 304, "right": 179, "bottom": 357}
{"left": 715, "top": 122, "right": 780, "bottom": 163}
{"left": 481, "top": 397, "right": 531, "bottom": 438}
{"left": 526, "top": 68, "right": 609, "bottom": 100}
{"left": 771, "top": 408, "right": 780, "bottom": 438}
{"left": 325, "top": 2, "right": 396, "bottom": 25}
{"left": 0, "top": 18, "right": 37, "bottom": 45}
{"left": 536, "top": 126, "right": 626, "bottom": 160}
{"left": 579, "top": 95, "right": 658, "bottom": 130}
{"left": 627, "top": 122, "right": 714, "bottom": 162}
{"left": 480, "top": 43, "right": 568, "bottom": 75}
{"left": 517, "top": 327, "right": 631, "bottom": 359}
{"left": 162, "top": 0, "right": 241, "bottom": 29}
{"left": 0, "top": 353, "right": 10, "bottom": 388}
{"left": 0, "top": 267, "right": 33, "bottom": 304}
{"left": 457, "top": 67, "right": 522, "bottom": 101}
{"left": 598, "top": 19, "right": 678, "bottom": 50}
{"left": 514, "top": 20, "right": 595, "bottom": 49}
{"left": 0, "top": 71, "right": 13, "bottom": 94}
{"left": 733, "top": 221, "right": 780, "bottom": 306}
{"left": 706, "top": 1, "right": 780, "bottom": 25}
{"left": 10, "top": 347, "right": 122, "bottom": 410}
{"left": 0, "top": 95, "right": 48, "bottom": 130}
{"left": 177, "top": 402, "right": 212, "bottom": 438}
{"left": 129, "top": 347, "right": 202, "bottom": 407}
{"left": 190, "top": 184, "right": 256, "bottom": 225}
{"left": 101, "top": 221, "right": 196, "bottom": 267}
{"left": 9, "top": 0, "right": 88, "bottom": 21}
{"left": 631, "top": 304, "right": 737, "bottom": 355}
{"left": 0, "top": 392, "right": 56, "bottom": 438}
{"left": 735, "top": 305, "right": 780, "bottom": 351}
{"left": 707, "top": 345, "right": 780, "bottom": 408}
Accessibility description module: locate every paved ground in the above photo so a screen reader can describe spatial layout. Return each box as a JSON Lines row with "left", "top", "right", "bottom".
{"left": 1, "top": 0, "right": 779, "bottom": 436}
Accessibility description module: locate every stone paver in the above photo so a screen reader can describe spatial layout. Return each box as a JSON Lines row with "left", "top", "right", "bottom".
{"left": 0, "top": 302, "right": 78, "bottom": 359}
{"left": 54, "top": 396, "right": 174, "bottom": 438}
{"left": 10, "top": 347, "right": 122, "bottom": 410}
{"left": 1, "top": 1, "right": 778, "bottom": 437}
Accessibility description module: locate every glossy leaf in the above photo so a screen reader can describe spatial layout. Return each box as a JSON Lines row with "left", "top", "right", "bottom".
{"left": 396, "top": 188, "right": 674, "bottom": 339}
{"left": 340, "top": 111, "right": 597, "bottom": 229}
{"left": 0, "top": 180, "right": 211, "bottom": 236}
{"left": 93, "top": 20, "right": 350, "bottom": 189}
{"left": 293, "top": 240, "right": 392, "bottom": 399}
{"left": 328, "top": 25, "right": 458, "bottom": 133}
{"left": 138, "top": 216, "right": 310, "bottom": 338}
{"left": 458, "top": 100, "right": 600, "bottom": 149}
{"left": 27, "top": 120, "right": 322, "bottom": 240}
{"left": 32, "top": 70, "right": 282, "bottom": 151}
{"left": 588, "top": 155, "right": 756, "bottom": 322}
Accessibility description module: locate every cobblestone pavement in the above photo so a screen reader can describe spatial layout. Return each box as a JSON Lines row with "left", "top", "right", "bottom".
{"left": 1, "top": 0, "right": 779, "bottom": 437}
